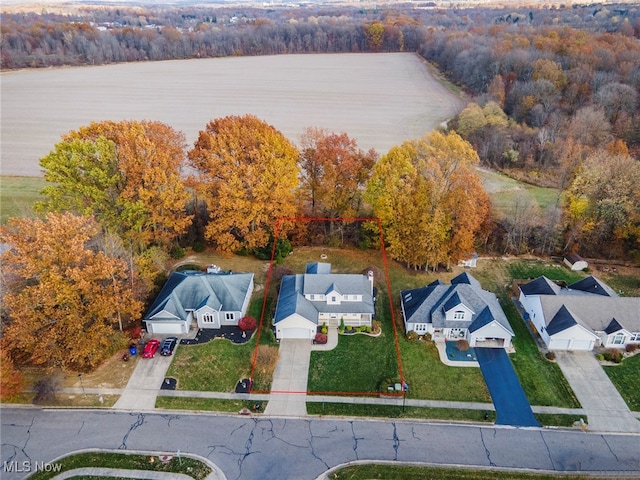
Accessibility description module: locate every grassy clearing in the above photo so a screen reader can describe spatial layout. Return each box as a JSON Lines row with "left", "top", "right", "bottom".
{"left": 330, "top": 464, "right": 612, "bottom": 480}
{"left": 603, "top": 353, "right": 640, "bottom": 412}
{"left": 27, "top": 452, "right": 210, "bottom": 480}
{"left": 534, "top": 414, "right": 587, "bottom": 428}
{"left": 0, "top": 176, "right": 45, "bottom": 224}
{"left": 155, "top": 396, "right": 265, "bottom": 413}
{"left": 477, "top": 168, "right": 560, "bottom": 220}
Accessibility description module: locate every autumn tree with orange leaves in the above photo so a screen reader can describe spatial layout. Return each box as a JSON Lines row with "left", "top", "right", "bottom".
{"left": 0, "top": 212, "right": 142, "bottom": 371}
{"left": 299, "top": 128, "right": 377, "bottom": 218}
{"left": 37, "top": 120, "right": 192, "bottom": 251}
{"left": 366, "top": 131, "right": 489, "bottom": 270}
{"left": 188, "top": 114, "right": 299, "bottom": 254}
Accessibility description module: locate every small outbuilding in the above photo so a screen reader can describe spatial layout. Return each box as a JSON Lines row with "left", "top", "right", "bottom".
{"left": 563, "top": 254, "right": 588, "bottom": 271}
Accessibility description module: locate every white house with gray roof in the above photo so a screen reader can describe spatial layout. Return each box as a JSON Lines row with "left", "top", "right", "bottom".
{"left": 144, "top": 270, "right": 254, "bottom": 335}
{"left": 400, "top": 272, "right": 514, "bottom": 348}
{"left": 273, "top": 262, "right": 375, "bottom": 340}
{"left": 519, "top": 275, "right": 640, "bottom": 351}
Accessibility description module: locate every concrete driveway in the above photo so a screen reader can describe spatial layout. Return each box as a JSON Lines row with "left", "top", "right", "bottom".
{"left": 113, "top": 342, "right": 177, "bottom": 410}
{"left": 264, "top": 339, "right": 311, "bottom": 416}
{"left": 555, "top": 351, "right": 640, "bottom": 433}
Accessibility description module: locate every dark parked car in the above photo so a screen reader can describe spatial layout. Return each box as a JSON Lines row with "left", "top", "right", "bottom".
{"left": 141, "top": 338, "right": 161, "bottom": 358}
{"left": 160, "top": 337, "right": 178, "bottom": 356}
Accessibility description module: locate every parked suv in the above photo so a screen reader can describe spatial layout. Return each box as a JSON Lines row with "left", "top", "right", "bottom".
{"left": 160, "top": 337, "right": 178, "bottom": 356}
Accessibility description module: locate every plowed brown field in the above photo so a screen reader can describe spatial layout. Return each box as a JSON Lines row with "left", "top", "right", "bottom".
{"left": 1, "top": 53, "right": 464, "bottom": 176}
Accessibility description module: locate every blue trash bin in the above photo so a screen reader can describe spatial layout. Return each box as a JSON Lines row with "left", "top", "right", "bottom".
{"left": 129, "top": 345, "right": 137, "bottom": 356}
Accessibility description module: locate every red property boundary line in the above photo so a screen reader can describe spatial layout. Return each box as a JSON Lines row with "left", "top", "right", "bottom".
{"left": 249, "top": 217, "right": 405, "bottom": 398}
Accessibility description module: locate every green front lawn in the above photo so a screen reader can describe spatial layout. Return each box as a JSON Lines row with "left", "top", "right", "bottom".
{"left": 400, "top": 337, "right": 490, "bottom": 402}
{"left": 603, "top": 353, "right": 640, "bottom": 412}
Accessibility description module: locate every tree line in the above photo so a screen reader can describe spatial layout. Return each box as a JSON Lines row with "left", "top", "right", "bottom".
{"left": 0, "top": 116, "right": 487, "bottom": 382}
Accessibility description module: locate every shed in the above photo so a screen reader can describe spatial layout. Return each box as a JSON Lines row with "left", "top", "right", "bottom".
{"left": 563, "top": 254, "right": 588, "bottom": 271}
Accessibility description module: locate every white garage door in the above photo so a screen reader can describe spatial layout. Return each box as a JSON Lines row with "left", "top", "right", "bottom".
{"left": 279, "top": 327, "right": 313, "bottom": 339}
{"left": 569, "top": 339, "right": 594, "bottom": 351}
{"left": 147, "top": 322, "right": 185, "bottom": 335}
{"left": 549, "top": 338, "right": 571, "bottom": 350}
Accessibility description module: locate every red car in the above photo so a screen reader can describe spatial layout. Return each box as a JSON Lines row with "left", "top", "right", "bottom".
{"left": 141, "top": 339, "right": 161, "bottom": 358}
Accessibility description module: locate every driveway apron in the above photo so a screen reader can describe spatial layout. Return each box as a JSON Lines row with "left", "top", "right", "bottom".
{"left": 113, "top": 352, "right": 175, "bottom": 410}
{"left": 475, "top": 348, "right": 540, "bottom": 427}
{"left": 555, "top": 351, "right": 640, "bottom": 433}
{"left": 264, "top": 339, "right": 311, "bottom": 416}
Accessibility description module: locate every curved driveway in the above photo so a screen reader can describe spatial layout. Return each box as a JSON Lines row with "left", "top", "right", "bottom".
{"left": 2, "top": 407, "right": 639, "bottom": 480}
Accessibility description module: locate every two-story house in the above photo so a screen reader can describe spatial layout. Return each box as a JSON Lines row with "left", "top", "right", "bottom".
{"left": 273, "top": 262, "right": 375, "bottom": 340}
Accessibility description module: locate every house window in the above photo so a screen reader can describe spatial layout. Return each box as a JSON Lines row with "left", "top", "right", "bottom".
{"left": 331, "top": 296, "right": 337, "bottom": 302}
{"left": 202, "top": 313, "right": 215, "bottom": 323}
{"left": 225, "top": 312, "right": 235, "bottom": 321}
{"left": 309, "top": 294, "right": 315, "bottom": 300}
{"left": 612, "top": 333, "right": 625, "bottom": 345}
{"left": 453, "top": 311, "right": 465, "bottom": 320}
{"left": 630, "top": 332, "right": 640, "bottom": 342}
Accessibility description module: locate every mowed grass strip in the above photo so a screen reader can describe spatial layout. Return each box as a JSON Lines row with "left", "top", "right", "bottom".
{"left": 331, "top": 464, "right": 611, "bottom": 480}
{"left": 0, "top": 176, "right": 46, "bottom": 224}
{"left": 27, "top": 452, "right": 211, "bottom": 480}
{"left": 156, "top": 396, "right": 265, "bottom": 413}
{"left": 307, "top": 402, "right": 495, "bottom": 422}
{"left": 603, "top": 353, "right": 640, "bottom": 412}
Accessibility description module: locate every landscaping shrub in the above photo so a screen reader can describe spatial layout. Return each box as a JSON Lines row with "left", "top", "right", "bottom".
{"left": 603, "top": 349, "right": 623, "bottom": 363}
{"left": 456, "top": 339, "right": 470, "bottom": 351}
{"left": 407, "top": 331, "right": 418, "bottom": 342}
{"left": 321, "top": 324, "right": 328, "bottom": 335}
{"left": 170, "top": 246, "right": 186, "bottom": 259}
{"left": 192, "top": 241, "right": 205, "bottom": 252}
{"left": 339, "top": 318, "right": 345, "bottom": 333}
{"left": 545, "top": 351, "right": 556, "bottom": 361}
{"left": 238, "top": 316, "right": 257, "bottom": 331}
{"left": 315, "top": 333, "right": 328, "bottom": 344}
{"left": 625, "top": 343, "right": 638, "bottom": 353}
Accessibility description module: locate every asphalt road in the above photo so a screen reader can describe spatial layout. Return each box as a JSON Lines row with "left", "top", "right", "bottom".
{"left": 2, "top": 408, "right": 640, "bottom": 480}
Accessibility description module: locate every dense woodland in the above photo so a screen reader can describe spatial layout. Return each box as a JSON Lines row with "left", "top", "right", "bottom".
{"left": 1, "top": 3, "right": 640, "bottom": 379}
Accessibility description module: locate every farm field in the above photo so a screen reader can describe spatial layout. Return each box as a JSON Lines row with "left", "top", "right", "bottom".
{"left": 0, "top": 52, "right": 465, "bottom": 176}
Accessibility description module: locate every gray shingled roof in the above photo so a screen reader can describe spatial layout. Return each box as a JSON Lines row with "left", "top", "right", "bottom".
{"left": 273, "top": 264, "right": 375, "bottom": 324}
{"left": 519, "top": 276, "right": 562, "bottom": 296}
{"left": 540, "top": 296, "right": 640, "bottom": 333}
{"left": 400, "top": 273, "right": 513, "bottom": 334}
{"left": 568, "top": 276, "right": 618, "bottom": 297}
{"left": 144, "top": 271, "right": 254, "bottom": 321}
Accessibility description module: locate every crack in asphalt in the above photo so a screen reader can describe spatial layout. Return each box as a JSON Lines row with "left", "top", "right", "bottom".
{"left": 600, "top": 435, "right": 620, "bottom": 463}
{"left": 77, "top": 420, "right": 85, "bottom": 435}
{"left": 349, "top": 421, "right": 364, "bottom": 460}
{"left": 391, "top": 422, "right": 400, "bottom": 461}
{"left": 479, "top": 428, "right": 496, "bottom": 467}
{"left": 160, "top": 414, "right": 180, "bottom": 428}
{"left": 1, "top": 415, "right": 35, "bottom": 464}
{"left": 118, "top": 413, "right": 145, "bottom": 450}
{"left": 206, "top": 419, "right": 262, "bottom": 480}
{"left": 538, "top": 430, "right": 556, "bottom": 470}
{"left": 307, "top": 420, "right": 330, "bottom": 470}
{"left": 411, "top": 426, "right": 422, "bottom": 441}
